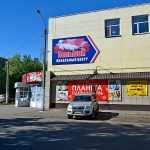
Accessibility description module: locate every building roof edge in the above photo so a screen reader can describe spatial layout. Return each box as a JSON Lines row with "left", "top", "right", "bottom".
{"left": 51, "top": 2, "right": 150, "bottom": 19}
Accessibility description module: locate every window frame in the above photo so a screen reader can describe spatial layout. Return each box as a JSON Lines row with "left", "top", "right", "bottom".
{"left": 132, "top": 14, "right": 150, "bottom": 35}
{"left": 19, "top": 87, "right": 29, "bottom": 98}
{"left": 105, "top": 18, "right": 121, "bottom": 38}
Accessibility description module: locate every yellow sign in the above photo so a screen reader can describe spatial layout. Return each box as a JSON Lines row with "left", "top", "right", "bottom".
{"left": 127, "top": 80, "right": 148, "bottom": 96}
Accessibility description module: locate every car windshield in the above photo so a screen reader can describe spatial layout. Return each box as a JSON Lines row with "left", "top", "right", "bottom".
{"left": 74, "top": 95, "right": 91, "bottom": 102}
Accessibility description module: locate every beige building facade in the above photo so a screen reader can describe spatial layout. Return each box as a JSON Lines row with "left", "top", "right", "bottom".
{"left": 45, "top": 3, "right": 150, "bottom": 110}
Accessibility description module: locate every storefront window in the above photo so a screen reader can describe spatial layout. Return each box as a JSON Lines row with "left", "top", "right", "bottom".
{"left": 19, "top": 87, "right": 29, "bottom": 98}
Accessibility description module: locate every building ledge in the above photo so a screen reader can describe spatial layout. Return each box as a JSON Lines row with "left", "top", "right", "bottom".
{"left": 50, "top": 71, "right": 150, "bottom": 81}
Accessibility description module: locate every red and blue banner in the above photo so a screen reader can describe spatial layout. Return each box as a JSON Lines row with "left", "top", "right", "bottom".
{"left": 52, "top": 35, "right": 100, "bottom": 65}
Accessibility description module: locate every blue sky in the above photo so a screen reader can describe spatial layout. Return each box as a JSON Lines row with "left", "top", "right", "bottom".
{"left": 0, "top": 0, "right": 149, "bottom": 59}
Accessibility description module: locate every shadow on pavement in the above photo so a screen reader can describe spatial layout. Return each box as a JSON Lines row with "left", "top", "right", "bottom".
{"left": 97, "top": 111, "right": 119, "bottom": 120}
{"left": 0, "top": 117, "right": 150, "bottom": 150}
{"left": 74, "top": 111, "right": 119, "bottom": 121}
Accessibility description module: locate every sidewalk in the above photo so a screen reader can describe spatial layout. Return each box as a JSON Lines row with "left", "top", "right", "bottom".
{"left": 102, "top": 110, "right": 150, "bottom": 123}
{"left": 1, "top": 105, "right": 150, "bottom": 123}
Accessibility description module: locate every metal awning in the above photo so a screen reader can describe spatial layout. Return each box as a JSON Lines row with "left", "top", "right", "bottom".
{"left": 50, "top": 72, "right": 150, "bottom": 81}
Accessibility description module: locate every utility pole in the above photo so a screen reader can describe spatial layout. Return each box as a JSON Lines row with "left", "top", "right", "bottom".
{"left": 37, "top": 9, "right": 47, "bottom": 111}
{"left": 5, "top": 61, "right": 9, "bottom": 104}
{"left": 42, "top": 28, "right": 47, "bottom": 111}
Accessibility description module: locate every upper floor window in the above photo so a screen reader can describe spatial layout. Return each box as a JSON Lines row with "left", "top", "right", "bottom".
{"left": 105, "top": 18, "right": 120, "bottom": 38}
{"left": 132, "top": 15, "right": 149, "bottom": 34}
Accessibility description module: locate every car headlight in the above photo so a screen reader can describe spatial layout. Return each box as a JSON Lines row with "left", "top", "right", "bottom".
{"left": 67, "top": 105, "right": 72, "bottom": 111}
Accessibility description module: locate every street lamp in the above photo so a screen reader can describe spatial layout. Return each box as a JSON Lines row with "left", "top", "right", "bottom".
{"left": 37, "top": 9, "right": 47, "bottom": 111}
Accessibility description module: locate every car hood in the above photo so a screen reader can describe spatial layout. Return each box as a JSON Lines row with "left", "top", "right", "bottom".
{"left": 70, "top": 101, "right": 92, "bottom": 107}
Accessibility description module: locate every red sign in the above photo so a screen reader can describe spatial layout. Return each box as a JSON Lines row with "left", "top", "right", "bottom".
{"left": 67, "top": 80, "right": 108, "bottom": 101}
{"left": 22, "top": 71, "right": 43, "bottom": 83}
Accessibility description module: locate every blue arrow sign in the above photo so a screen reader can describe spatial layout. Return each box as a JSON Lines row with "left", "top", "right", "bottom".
{"left": 52, "top": 35, "right": 100, "bottom": 65}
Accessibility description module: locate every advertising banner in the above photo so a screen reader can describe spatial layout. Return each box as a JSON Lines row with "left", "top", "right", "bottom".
{"left": 108, "top": 80, "right": 122, "bottom": 101}
{"left": 52, "top": 36, "right": 100, "bottom": 65}
{"left": 127, "top": 80, "right": 148, "bottom": 96}
{"left": 55, "top": 80, "right": 113, "bottom": 103}
{"left": 67, "top": 80, "right": 108, "bottom": 101}
{"left": 22, "top": 71, "right": 43, "bottom": 83}
{"left": 56, "top": 84, "right": 68, "bottom": 103}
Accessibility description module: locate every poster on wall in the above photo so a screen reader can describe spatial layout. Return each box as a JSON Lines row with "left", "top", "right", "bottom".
{"left": 67, "top": 80, "right": 108, "bottom": 101}
{"left": 56, "top": 84, "right": 68, "bottom": 103}
{"left": 108, "top": 80, "right": 122, "bottom": 101}
{"left": 52, "top": 35, "right": 100, "bottom": 65}
{"left": 127, "top": 80, "right": 148, "bottom": 96}
{"left": 55, "top": 80, "right": 122, "bottom": 103}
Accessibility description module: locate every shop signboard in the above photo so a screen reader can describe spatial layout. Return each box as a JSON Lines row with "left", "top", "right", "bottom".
{"left": 67, "top": 80, "right": 108, "bottom": 101}
{"left": 127, "top": 80, "right": 148, "bottom": 96}
{"left": 108, "top": 80, "right": 121, "bottom": 101}
{"left": 52, "top": 35, "right": 100, "bottom": 65}
{"left": 22, "top": 71, "right": 43, "bottom": 83}
{"left": 56, "top": 80, "right": 122, "bottom": 103}
{"left": 56, "top": 80, "right": 109, "bottom": 103}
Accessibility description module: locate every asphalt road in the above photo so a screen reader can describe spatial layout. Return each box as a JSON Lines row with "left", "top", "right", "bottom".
{"left": 0, "top": 105, "right": 150, "bottom": 150}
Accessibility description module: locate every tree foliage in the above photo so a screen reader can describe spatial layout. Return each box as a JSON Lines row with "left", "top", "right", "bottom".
{"left": 0, "top": 54, "right": 43, "bottom": 98}
{"left": 0, "top": 57, "right": 7, "bottom": 94}
{"left": 0, "top": 66, "right": 6, "bottom": 94}
{"left": 9, "top": 54, "right": 42, "bottom": 81}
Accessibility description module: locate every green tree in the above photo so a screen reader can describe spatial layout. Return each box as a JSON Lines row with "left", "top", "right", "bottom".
{"left": 0, "top": 57, "right": 7, "bottom": 94}
{"left": 0, "top": 67, "right": 6, "bottom": 94}
{"left": 8, "top": 54, "right": 43, "bottom": 98}
{"left": 9, "top": 54, "right": 23, "bottom": 81}
{"left": 22, "top": 55, "right": 43, "bottom": 74}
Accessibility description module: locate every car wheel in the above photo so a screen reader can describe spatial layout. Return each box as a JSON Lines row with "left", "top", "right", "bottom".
{"left": 67, "top": 115, "right": 73, "bottom": 119}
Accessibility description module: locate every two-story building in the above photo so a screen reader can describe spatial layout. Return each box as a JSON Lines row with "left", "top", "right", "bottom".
{"left": 45, "top": 3, "right": 150, "bottom": 110}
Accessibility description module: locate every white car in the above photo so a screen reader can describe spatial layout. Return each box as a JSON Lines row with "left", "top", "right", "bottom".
{"left": 0, "top": 94, "right": 5, "bottom": 103}
{"left": 66, "top": 95, "right": 99, "bottom": 119}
